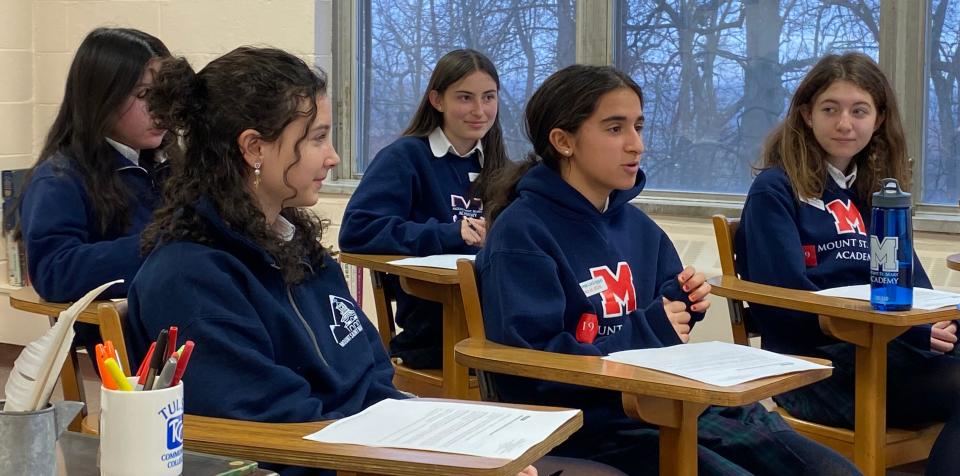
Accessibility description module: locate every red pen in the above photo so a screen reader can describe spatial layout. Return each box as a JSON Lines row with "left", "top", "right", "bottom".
{"left": 166, "top": 326, "right": 178, "bottom": 359}
{"left": 137, "top": 342, "right": 156, "bottom": 386}
{"left": 169, "top": 340, "right": 194, "bottom": 387}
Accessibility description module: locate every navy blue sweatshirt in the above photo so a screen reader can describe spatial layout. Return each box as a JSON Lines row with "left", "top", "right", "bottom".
{"left": 477, "top": 164, "right": 702, "bottom": 433}
{"left": 339, "top": 136, "right": 482, "bottom": 364}
{"left": 735, "top": 167, "right": 932, "bottom": 355}
{"left": 339, "top": 136, "right": 482, "bottom": 256}
{"left": 127, "top": 199, "right": 404, "bottom": 424}
{"left": 19, "top": 150, "right": 162, "bottom": 301}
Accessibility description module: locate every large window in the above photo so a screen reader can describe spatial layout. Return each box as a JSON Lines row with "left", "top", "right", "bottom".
{"left": 336, "top": 1, "right": 957, "bottom": 227}
{"left": 925, "top": 0, "right": 960, "bottom": 205}
{"left": 354, "top": 0, "right": 576, "bottom": 174}
{"left": 615, "top": 1, "right": 879, "bottom": 194}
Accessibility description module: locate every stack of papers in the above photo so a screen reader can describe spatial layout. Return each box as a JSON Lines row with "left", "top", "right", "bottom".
{"left": 814, "top": 284, "right": 960, "bottom": 310}
{"left": 387, "top": 254, "right": 475, "bottom": 270}
{"left": 304, "top": 399, "right": 577, "bottom": 459}
{"left": 603, "top": 341, "right": 830, "bottom": 387}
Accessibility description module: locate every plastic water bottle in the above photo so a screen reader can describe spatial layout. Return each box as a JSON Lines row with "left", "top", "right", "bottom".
{"left": 869, "top": 178, "right": 913, "bottom": 311}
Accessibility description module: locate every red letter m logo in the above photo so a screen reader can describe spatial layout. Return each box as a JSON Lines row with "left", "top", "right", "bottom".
{"left": 589, "top": 262, "right": 637, "bottom": 318}
{"left": 825, "top": 199, "right": 865, "bottom": 235}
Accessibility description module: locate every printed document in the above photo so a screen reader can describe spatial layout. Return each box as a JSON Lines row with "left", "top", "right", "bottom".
{"left": 603, "top": 341, "right": 830, "bottom": 387}
{"left": 815, "top": 284, "right": 960, "bottom": 310}
{"left": 304, "top": 399, "right": 577, "bottom": 459}
{"left": 388, "top": 254, "right": 475, "bottom": 270}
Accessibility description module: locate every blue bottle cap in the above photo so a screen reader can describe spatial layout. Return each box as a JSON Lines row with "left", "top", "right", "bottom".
{"left": 872, "top": 178, "right": 911, "bottom": 208}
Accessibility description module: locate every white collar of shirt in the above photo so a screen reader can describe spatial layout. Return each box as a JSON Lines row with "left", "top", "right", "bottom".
{"left": 428, "top": 127, "right": 484, "bottom": 166}
{"left": 272, "top": 215, "right": 296, "bottom": 242}
{"left": 106, "top": 138, "right": 139, "bottom": 166}
{"left": 600, "top": 197, "right": 610, "bottom": 213}
{"left": 826, "top": 162, "right": 858, "bottom": 189}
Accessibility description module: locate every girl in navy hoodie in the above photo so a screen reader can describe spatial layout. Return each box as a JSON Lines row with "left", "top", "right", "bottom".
{"left": 339, "top": 49, "right": 508, "bottom": 369}
{"left": 17, "top": 27, "right": 171, "bottom": 356}
{"left": 127, "top": 47, "right": 552, "bottom": 476}
{"left": 478, "top": 65, "right": 859, "bottom": 475}
{"left": 736, "top": 52, "right": 960, "bottom": 471}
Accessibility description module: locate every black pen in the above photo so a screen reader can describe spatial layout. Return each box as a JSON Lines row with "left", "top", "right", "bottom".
{"left": 142, "top": 328, "right": 168, "bottom": 391}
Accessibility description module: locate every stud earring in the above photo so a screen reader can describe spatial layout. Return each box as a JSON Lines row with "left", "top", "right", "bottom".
{"left": 253, "top": 162, "right": 262, "bottom": 188}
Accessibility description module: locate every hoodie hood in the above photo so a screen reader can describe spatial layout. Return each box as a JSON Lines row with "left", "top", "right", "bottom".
{"left": 190, "top": 197, "right": 284, "bottom": 269}
{"left": 516, "top": 163, "right": 647, "bottom": 219}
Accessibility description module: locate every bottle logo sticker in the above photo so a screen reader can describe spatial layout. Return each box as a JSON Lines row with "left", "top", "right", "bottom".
{"left": 870, "top": 235, "right": 899, "bottom": 285}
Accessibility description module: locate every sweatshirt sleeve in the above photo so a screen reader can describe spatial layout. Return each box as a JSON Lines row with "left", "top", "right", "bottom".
{"left": 19, "top": 174, "right": 139, "bottom": 301}
{"left": 654, "top": 231, "right": 706, "bottom": 326}
{"left": 481, "top": 250, "right": 681, "bottom": 357}
{"left": 339, "top": 148, "right": 463, "bottom": 255}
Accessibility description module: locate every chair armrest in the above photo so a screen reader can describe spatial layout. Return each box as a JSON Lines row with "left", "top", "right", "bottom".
{"left": 706, "top": 275, "right": 959, "bottom": 326}
{"left": 454, "top": 338, "right": 831, "bottom": 407}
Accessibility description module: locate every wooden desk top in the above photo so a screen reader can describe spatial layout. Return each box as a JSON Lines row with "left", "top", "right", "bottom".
{"left": 339, "top": 252, "right": 460, "bottom": 284}
{"left": 8, "top": 286, "right": 103, "bottom": 324}
{"left": 455, "top": 339, "right": 831, "bottom": 407}
{"left": 707, "top": 275, "right": 960, "bottom": 326}
{"left": 948, "top": 253, "right": 960, "bottom": 272}
{"left": 182, "top": 401, "right": 582, "bottom": 476}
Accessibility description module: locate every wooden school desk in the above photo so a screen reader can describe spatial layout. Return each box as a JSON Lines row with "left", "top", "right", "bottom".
{"left": 947, "top": 253, "right": 960, "bottom": 272}
{"left": 707, "top": 275, "right": 960, "bottom": 476}
{"left": 83, "top": 401, "right": 582, "bottom": 476}
{"left": 339, "top": 253, "right": 476, "bottom": 399}
{"left": 455, "top": 338, "right": 832, "bottom": 476}
{"left": 8, "top": 286, "right": 120, "bottom": 431}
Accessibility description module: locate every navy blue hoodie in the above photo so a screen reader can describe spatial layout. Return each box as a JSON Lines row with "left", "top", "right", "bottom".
{"left": 19, "top": 151, "right": 163, "bottom": 301}
{"left": 127, "top": 198, "right": 404, "bottom": 424}
{"left": 477, "top": 164, "right": 702, "bottom": 433}
{"left": 339, "top": 136, "right": 482, "bottom": 366}
{"left": 339, "top": 136, "right": 482, "bottom": 256}
{"left": 735, "top": 166, "right": 933, "bottom": 355}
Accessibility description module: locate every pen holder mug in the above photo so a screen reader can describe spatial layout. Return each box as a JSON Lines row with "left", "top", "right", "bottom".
{"left": 100, "top": 377, "right": 184, "bottom": 476}
{"left": 0, "top": 400, "right": 84, "bottom": 476}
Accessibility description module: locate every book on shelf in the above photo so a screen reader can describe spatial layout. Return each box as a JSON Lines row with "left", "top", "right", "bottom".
{"left": 2, "top": 169, "right": 29, "bottom": 287}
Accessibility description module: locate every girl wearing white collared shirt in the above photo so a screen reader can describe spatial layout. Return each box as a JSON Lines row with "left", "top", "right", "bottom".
{"left": 339, "top": 49, "right": 508, "bottom": 369}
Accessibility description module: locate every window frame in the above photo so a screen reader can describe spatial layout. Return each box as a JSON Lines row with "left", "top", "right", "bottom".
{"left": 330, "top": 0, "right": 959, "bottom": 232}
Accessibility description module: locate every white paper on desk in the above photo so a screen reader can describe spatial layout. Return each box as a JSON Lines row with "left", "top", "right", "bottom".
{"left": 603, "top": 341, "right": 830, "bottom": 387}
{"left": 815, "top": 284, "right": 960, "bottom": 310}
{"left": 303, "top": 399, "right": 578, "bottom": 459}
{"left": 387, "top": 254, "right": 475, "bottom": 270}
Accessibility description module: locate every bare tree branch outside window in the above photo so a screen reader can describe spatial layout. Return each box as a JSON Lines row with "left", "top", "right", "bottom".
{"left": 358, "top": 0, "right": 576, "bottom": 173}
{"left": 616, "top": 0, "right": 879, "bottom": 194}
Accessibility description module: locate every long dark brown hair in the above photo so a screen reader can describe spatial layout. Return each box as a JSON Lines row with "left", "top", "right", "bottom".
{"left": 484, "top": 64, "right": 644, "bottom": 225}
{"left": 25, "top": 27, "right": 170, "bottom": 236}
{"left": 402, "top": 49, "right": 507, "bottom": 202}
{"left": 142, "top": 47, "right": 329, "bottom": 284}
{"left": 759, "top": 52, "right": 910, "bottom": 207}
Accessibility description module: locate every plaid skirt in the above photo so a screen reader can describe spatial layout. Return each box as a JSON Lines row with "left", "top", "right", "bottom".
{"left": 552, "top": 402, "right": 853, "bottom": 476}
{"left": 774, "top": 339, "right": 960, "bottom": 430}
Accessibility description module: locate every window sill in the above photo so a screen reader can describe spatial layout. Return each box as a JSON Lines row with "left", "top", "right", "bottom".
{"left": 321, "top": 180, "right": 959, "bottom": 233}
{"left": 319, "top": 179, "right": 361, "bottom": 196}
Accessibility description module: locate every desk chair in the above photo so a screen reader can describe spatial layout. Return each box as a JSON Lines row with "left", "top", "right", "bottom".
{"left": 366, "top": 268, "right": 479, "bottom": 398}
{"left": 711, "top": 214, "right": 942, "bottom": 467}
{"left": 454, "top": 259, "right": 832, "bottom": 476}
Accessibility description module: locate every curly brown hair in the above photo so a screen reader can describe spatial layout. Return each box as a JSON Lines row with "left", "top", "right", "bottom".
{"left": 759, "top": 52, "right": 910, "bottom": 207}
{"left": 142, "top": 47, "right": 329, "bottom": 284}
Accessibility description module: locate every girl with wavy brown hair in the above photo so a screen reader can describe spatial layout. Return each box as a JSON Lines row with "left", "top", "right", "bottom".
{"left": 736, "top": 52, "right": 960, "bottom": 471}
